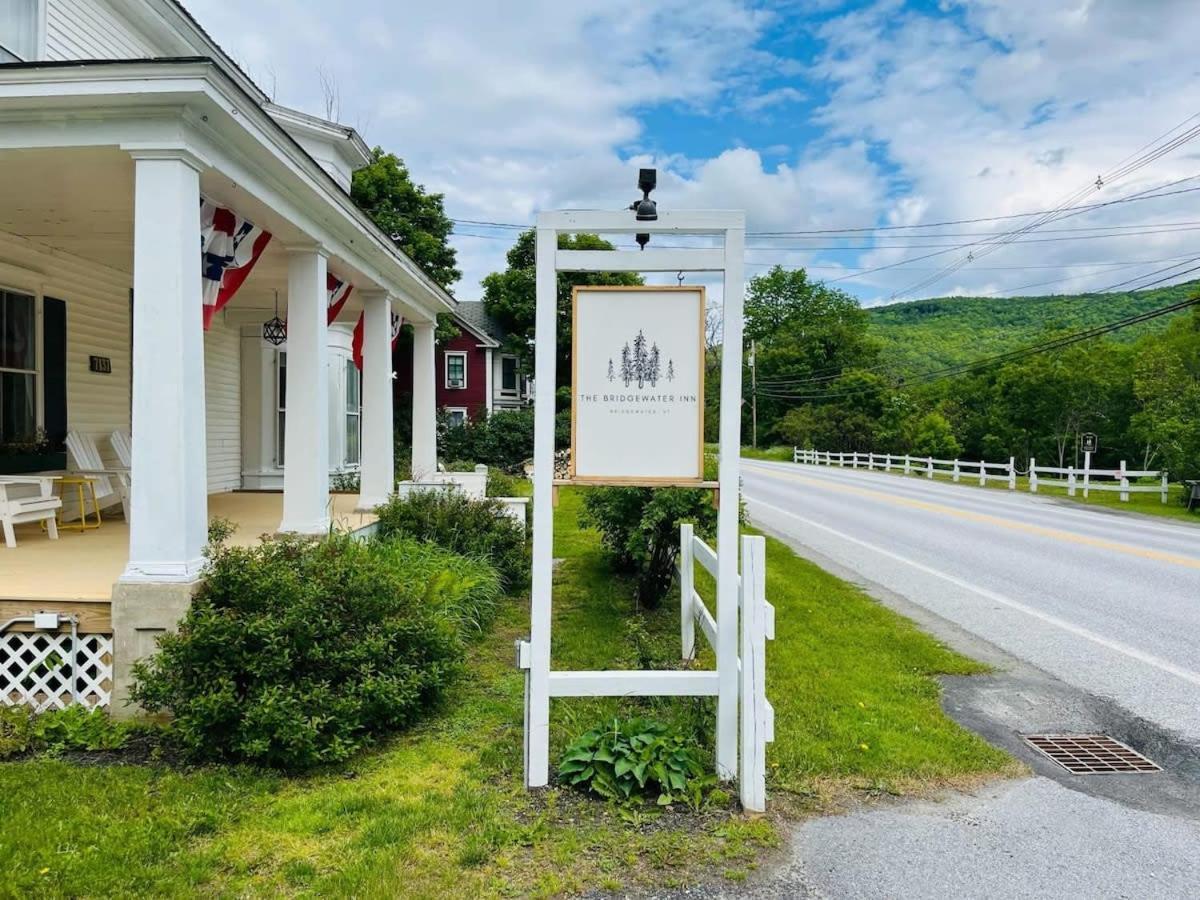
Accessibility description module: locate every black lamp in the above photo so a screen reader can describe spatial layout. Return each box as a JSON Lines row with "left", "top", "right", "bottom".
{"left": 631, "top": 167, "right": 657, "bottom": 250}
{"left": 263, "top": 290, "right": 286, "bottom": 345}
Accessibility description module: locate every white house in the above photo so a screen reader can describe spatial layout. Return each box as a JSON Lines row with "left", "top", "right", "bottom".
{"left": 0, "top": 0, "right": 453, "bottom": 709}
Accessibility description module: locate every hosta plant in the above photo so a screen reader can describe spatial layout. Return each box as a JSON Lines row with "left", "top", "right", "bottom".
{"left": 558, "top": 717, "right": 713, "bottom": 806}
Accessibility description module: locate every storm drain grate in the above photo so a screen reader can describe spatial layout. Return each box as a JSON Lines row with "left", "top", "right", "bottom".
{"left": 1023, "top": 734, "right": 1161, "bottom": 775}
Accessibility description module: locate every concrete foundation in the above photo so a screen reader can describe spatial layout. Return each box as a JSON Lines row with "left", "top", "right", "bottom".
{"left": 109, "top": 580, "right": 202, "bottom": 718}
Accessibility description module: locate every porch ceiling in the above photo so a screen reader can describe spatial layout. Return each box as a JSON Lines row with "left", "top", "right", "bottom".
{"left": 0, "top": 147, "right": 372, "bottom": 321}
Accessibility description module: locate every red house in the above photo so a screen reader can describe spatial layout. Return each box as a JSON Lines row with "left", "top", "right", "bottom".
{"left": 393, "top": 301, "right": 529, "bottom": 427}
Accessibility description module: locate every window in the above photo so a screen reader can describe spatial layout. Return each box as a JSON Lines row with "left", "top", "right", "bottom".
{"left": 275, "top": 350, "right": 286, "bottom": 466}
{"left": 0, "top": 289, "right": 37, "bottom": 443}
{"left": 500, "top": 355, "right": 519, "bottom": 395}
{"left": 445, "top": 407, "right": 467, "bottom": 429}
{"left": 0, "top": 1, "right": 39, "bottom": 61}
{"left": 445, "top": 351, "right": 467, "bottom": 389}
{"left": 344, "top": 358, "right": 361, "bottom": 466}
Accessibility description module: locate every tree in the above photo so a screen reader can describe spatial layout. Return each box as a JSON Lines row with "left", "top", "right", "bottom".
{"left": 481, "top": 230, "right": 642, "bottom": 388}
{"left": 1129, "top": 307, "right": 1200, "bottom": 479}
{"left": 351, "top": 148, "right": 460, "bottom": 291}
{"left": 910, "top": 411, "right": 962, "bottom": 458}
{"left": 741, "top": 266, "right": 880, "bottom": 442}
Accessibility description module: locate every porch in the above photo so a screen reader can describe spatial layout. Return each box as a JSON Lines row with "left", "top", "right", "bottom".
{"left": 0, "top": 59, "right": 452, "bottom": 713}
{"left": 1, "top": 491, "right": 378, "bottom": 608}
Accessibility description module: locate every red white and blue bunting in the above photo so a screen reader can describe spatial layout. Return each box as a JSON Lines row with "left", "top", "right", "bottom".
{"left": 200, "top": 199, "right": 271, "bottom": 330}
{"left": 352, "top": 310, "right": 403, "bottom": 371}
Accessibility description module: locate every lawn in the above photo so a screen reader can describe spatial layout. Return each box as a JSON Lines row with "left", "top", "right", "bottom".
{"left": 0, "top": 488, "right": 1014, "bottom": 898}
{"left": 756, "top": 448, "right": 1200, "bottom": 525}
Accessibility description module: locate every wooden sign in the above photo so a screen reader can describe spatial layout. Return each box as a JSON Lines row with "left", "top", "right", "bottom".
{"left": 570, "top": 285, "right": 705, "bottom": 484}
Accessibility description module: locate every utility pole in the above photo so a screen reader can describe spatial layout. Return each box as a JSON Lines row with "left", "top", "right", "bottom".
{"left": 749, "top": 339, "right": 757, "bottom": 449}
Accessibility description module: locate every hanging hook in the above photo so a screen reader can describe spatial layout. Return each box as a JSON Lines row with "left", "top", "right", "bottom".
{"left": 676, "top": 270, "right": 684, "bottom": 286}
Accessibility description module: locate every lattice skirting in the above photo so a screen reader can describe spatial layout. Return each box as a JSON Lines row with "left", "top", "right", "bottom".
{"left": 1, "top": 632, "right": 113, "bottom": 711}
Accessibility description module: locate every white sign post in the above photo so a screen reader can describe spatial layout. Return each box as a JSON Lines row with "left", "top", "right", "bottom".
{"left": 520, "top": 208, "right": 749, "bottom": 794}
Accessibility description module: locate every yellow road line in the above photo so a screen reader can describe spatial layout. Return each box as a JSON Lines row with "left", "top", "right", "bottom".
{"left": 747, "top": 464, "right": 1200, "bottom": 571}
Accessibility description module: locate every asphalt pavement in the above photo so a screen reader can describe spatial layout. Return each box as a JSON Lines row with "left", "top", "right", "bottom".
{"left": 733, "top": 458, "right": 1200, "bottom": 899}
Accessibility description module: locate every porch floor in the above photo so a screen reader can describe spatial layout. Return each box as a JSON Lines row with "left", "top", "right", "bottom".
{"left": 1, "top": 492, "right": 376, "bottom": 604}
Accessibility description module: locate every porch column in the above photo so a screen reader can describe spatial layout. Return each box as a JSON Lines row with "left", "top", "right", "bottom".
{"left": 411, "top": 320, "right": 438, "bottom": 479}
{"left": 358, "top": 289, "right": 394, "bottom": 508}
{"left": 279, "top": 246, "right": 331, "bottom": 533}
{"left": 122, "top": 150, "right": 208, "bottom": 582}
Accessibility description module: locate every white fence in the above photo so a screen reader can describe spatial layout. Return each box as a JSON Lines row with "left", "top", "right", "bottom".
{"left": 678, "top": 525, "right": 775, "bottom": 812}
{"left": 794, "top": 448, "right": 1169, "bottom": 503}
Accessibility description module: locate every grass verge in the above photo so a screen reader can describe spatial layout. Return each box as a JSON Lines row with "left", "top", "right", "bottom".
{"left": 0, "top": 488, "right": 1014, "bottom": 898}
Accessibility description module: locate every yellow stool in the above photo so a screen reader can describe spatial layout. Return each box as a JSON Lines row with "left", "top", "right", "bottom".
{"left": 55, "top": 476, "right": 102, "bottom": 532}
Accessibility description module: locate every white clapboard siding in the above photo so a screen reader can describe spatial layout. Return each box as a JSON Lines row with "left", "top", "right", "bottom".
{"left": 204, "top": 317, "right": 242, "bottom": 493}
{"left": 44, "top": 0, "right": 160, "bottom": 61}
{"left": 0, "top": 229, "right": 131, "bottom": 470}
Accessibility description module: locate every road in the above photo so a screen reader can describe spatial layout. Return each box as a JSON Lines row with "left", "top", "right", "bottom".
{"left": 743, "top": 458, "right": 1200, "bottom": 744}
{"left": 737, "top": 459, "right": 1200, "bottom": 899}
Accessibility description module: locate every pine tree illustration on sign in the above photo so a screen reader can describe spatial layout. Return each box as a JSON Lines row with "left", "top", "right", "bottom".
{"left": 632, "top": 330, "right": 648, "bottom": 388}
{"left": 607, "top": 359, "right": 615, "bottom": 382}
{"left": 614, "top": 330, "right": 674, "bottom": 388}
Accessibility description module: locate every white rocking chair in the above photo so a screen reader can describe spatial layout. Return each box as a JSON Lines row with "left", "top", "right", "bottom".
{"left": 0, "top": 476, "right": 61, "bottom": 548}
{"left": 65, "top": 431, "right": 130, "bottom": 521}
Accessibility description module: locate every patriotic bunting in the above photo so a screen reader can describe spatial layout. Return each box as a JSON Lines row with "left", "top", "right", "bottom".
{"left": 200, "top": 199, "right": 271, "bottom": 329}
{"left": 352, "top": 311, "right": 403, "bottom": 371}
{"left": 327, "top": 275, "right": 353, "bottom": 324}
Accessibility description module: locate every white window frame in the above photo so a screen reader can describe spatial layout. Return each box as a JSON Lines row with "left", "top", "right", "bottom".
{"left": 344, "top": 357, "right": 361, "bottom": 467}
{"left": 499, "top": 354, "right": 520, "bottom": 397}
{"left": 445, "top": 351, "right": 467, "bottom": 390}
{"left": 0, "top": 0, "right": 46, "bottom": 62}
{"left": 0, "top": 285, "right": 43, "bottom": 441}
{"left": 445, "top": 406, "right": 468, "bottom": 429}
{"left": 274, "top": 349, "right": 286, "bottom": 467}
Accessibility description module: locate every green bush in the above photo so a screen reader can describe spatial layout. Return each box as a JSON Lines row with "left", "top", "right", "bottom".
{"left": 581, "top": 486, "right": 718, "bottom": 608}
{"left": 438, "top": 408, "right": 535, "bottom": 472}
{"left": 374, "top": 490, "right": 530, "bottom": 590}
{"left": 559, "top": 718, "right": 714, "bottom": 806}
{"left": 130, "top": 532, "right": 496, "bottom": 770}
{"left": 485, "top": 469, "right": 521, "bottom": 497}
{"left": 0, "top": 705, "right": 131, "bottom": 759}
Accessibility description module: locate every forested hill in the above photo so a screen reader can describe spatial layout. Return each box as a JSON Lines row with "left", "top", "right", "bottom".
{"left": 867, "top": 280, "right": 1200, "bottom": 372}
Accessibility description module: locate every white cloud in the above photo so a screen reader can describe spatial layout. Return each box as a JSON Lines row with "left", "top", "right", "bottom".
{"left": 180, "top": 0, "right": 1200, "bottom": 305}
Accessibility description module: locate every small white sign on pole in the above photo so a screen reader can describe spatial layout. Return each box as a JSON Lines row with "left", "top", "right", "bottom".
{"left": 571, "top": 286, "right": 706, "bottom": 484}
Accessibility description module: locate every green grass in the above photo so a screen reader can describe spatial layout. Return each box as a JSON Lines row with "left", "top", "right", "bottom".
{"left": 0, "top": 486, "right": 1014, "bottom": 898}
{"left": 738, "top": 445, "right": 794, "bottom": 462}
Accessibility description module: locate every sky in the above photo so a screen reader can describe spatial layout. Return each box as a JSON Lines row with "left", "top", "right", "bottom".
{"left": 182, "top": 0, "right": 1200, "bottom": 307}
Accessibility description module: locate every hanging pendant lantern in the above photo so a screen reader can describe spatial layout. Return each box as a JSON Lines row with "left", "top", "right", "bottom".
{"left": 263, "top": 290, "right": 286, "bottom": 346}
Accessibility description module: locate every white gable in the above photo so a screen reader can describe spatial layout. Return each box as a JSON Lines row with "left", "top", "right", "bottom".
{"left": 44, "top": 0, "right": 166, "bottom": 61}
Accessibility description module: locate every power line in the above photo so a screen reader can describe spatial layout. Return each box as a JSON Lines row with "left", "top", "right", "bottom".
{"left": 452, "top": 223, "right": 1200, "bottom": 251}
{"left": 448, "top": 178, "right": 1200, "bottom": 237}
{"left": 886, "top": 115, "right": 1200, "bottom": 299}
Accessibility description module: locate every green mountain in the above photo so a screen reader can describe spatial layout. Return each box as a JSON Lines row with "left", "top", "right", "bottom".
{"left": 866, "top": 280, "right": 1200, "bottom": 372}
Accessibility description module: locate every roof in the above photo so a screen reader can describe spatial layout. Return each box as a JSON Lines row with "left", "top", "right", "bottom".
{"left": 454, "top": 301, "right": 506, "bottom": 345}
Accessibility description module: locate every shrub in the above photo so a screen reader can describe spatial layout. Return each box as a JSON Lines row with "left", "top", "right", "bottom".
{"left": 330, "top": 470, "right": 361, "bottom": 493}
{"left": 0, "top": 707, "right": 34, "bottom": 759}
{"left": 439, "top": 409, "right": 535, "bottom": 472}
{"left": 374, "top": 490, "right": 530, "bottom": 590}
{"left": 486, "top": 469, "right": 521, "bottom": 497}
{"left": 558, "top": 718, "right": 714, "bottom": 806}
{"left": 581, "top": 486, "right": 717, "bottom": 608}
{"left": 0, "top": 705, "right": 131, "bottom": 759}
{"left": 131, "top": 532, "right": 484, "bottom": 770}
